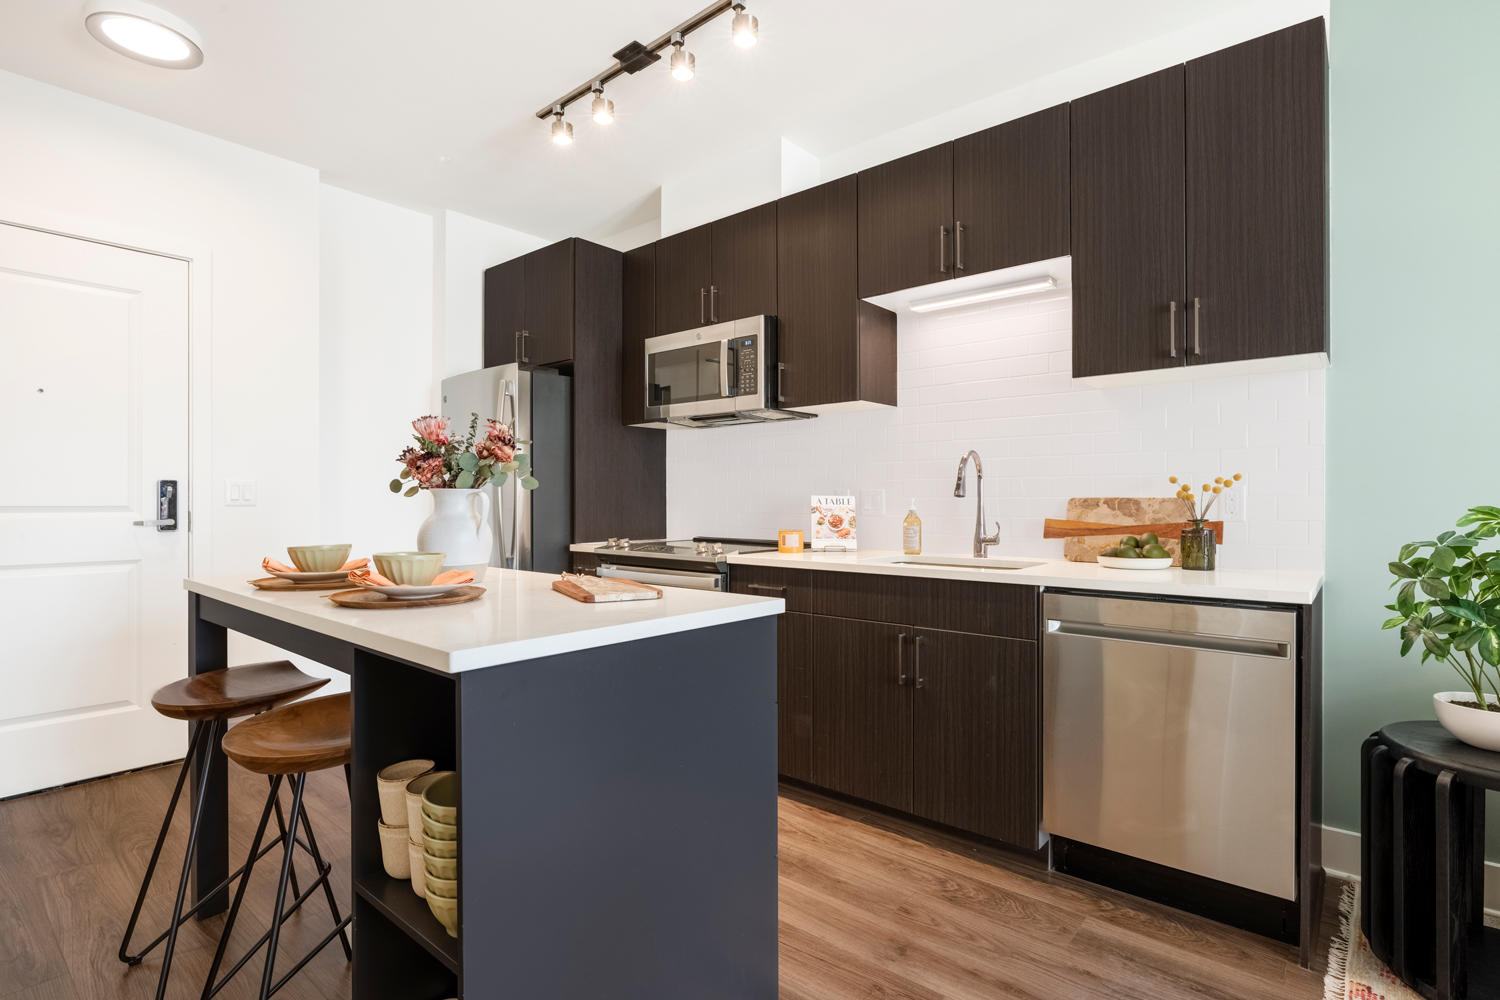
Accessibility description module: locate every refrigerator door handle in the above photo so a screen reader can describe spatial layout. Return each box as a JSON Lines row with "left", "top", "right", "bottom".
{"left": 499, "top": 378, "right": 519, "bottom": 568}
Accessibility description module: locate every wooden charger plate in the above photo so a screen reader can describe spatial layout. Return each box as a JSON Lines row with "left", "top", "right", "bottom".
{"left": 326, "top": 585, "right": 486, "bottom": 609}
{"left": 250, "top": 576, "right": 350, "bottom": 592}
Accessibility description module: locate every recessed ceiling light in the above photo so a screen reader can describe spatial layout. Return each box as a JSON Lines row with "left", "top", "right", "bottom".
{"left": 83, "top": 0, "right": 203, "bottom": 69}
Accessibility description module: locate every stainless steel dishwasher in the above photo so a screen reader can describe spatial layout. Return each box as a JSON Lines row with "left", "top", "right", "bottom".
{"left": 1042, "top": 591, "right": 1298, "bottom": 901}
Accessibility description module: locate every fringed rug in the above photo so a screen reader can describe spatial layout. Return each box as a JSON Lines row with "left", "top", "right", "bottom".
{"left": 1323, "top": 882, "right": 1424, "bottom": 1000}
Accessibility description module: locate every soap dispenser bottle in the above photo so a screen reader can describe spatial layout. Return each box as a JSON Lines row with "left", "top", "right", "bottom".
{"left": 902, "top": 499, "right": 922, "bottom": 555}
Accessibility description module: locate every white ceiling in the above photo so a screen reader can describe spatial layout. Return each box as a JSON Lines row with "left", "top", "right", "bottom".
{"left": 0, "top": 0, "right": 1282, "bottom": 240}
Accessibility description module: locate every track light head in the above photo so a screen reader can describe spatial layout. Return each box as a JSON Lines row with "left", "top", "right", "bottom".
{"left": 731, "top": 4, "right": 758, "bottom": 48}
{"left": 669, "top": 31, "right": 695, "bottom": 81}
{"left": 590, "top": 83, "right": 615, "bottom": 125}
{"left": 550, "top": 105, "right": 573, "bottom": 146}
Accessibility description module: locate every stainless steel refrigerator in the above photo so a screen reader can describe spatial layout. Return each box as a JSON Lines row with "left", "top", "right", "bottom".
{"left": 439, "top": 364, "right": 571, "bottom": 574}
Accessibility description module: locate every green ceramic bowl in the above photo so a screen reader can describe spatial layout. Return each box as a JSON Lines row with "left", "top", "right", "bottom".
{"left": 424, "top": 833, "right": 458, "bottom": 859}
{"left": 424, "top": 871, "right": 458, "bottom": 900}
{"left": 420, "top": 772, "right": 458, "bottom": 825}
{"left": 423, "top": 851, "right": 458, "bottom": 880}
{"left": 373, "top": 551, "right": 445, "bottom": 585}
{"left": 286, "top": 544, "right": 351, "bottom": 572}
{"left": 426, "top": 891, "right": 458, "bottom": 937}
{"left": 421, "top": 812, "right": 457, "bottom": 842}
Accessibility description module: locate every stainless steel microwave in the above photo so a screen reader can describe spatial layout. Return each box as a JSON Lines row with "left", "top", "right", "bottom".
{"left": 642, "top": 316, "right": 813, "bottom": 427}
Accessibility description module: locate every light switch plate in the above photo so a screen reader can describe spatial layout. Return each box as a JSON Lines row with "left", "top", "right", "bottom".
{"left": 861, "top": 489, "right": 886, "bottom": 516}
{"left": 226, "top": 480, "right": 257, "bottom": 506}
{"left": 1223, "top": 484, "right": 1245, "bottom": 520}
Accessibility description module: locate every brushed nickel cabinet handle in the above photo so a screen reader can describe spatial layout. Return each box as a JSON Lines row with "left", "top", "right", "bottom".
{"left": 699, "top": 287, "right": 706, "bottom": 325}
{"left": 710, "top": 284, "right": 719, "bottom": 323}
{"left": 520, "top": 330, "right": 530, "bottom": 363}
{"left": 897, "top": 632, "right": 909, "bottom": 686}
{"left": 744, "top": 583, "right": 786, "bottom": 595}
{"left": 1191, "top": 297, "right": 1202, "bottom": 357}
{"left": 938, "top": 225, "right": 948, "bottom": 274}
{"left": 1168, "top": 301, "right": 1179, "bottom": 359}
{"left": 954, "top": 220, "right": 965, "bottom": 271}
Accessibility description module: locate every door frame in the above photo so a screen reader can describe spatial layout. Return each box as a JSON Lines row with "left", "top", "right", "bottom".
{"left": 0, "top": 200, "right": 213, "bottom": 576}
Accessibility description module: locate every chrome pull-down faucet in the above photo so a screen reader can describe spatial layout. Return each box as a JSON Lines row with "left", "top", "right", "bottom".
{"left": 954, "top": 450, "right": 1001, "bottom": 558}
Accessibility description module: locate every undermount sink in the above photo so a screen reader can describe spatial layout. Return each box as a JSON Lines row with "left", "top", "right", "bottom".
{"left": 882, "top": 554, "right": 1044, "bottom": 571}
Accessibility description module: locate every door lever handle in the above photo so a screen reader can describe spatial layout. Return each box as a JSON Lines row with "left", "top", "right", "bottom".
{"left": 133, "top": 519, "right": 176, "bottom": 528}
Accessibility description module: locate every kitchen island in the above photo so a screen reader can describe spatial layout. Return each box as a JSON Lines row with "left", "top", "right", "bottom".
{"left": 184, "top": 568, "right": 784, "bottom": 999}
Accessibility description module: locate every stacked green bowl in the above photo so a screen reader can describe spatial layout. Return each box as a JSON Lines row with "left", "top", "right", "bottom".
{"left": 420, "top": 773, "right": 459, "bottom": 937}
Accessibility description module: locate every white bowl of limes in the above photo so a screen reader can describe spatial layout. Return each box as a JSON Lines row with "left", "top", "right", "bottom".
{"left": 1096, "top": 533, "right": 1173, "bottom": 570}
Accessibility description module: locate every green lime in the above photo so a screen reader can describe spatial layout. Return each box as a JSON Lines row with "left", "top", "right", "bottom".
{"left": 1116, "top": 546, "right": 1140, "bottom": 558}
{"left": 1101, "top": 547, "right": 1119, "bottom": 558}
{"left": 1120, "top": 536, "right": 1140, "bottom": 548}
{"left": 1141, "top": 532, "right": 1160, "bottom": 546}
{"left": 1143, "top": 544, "right": 1170, "bottom": 559}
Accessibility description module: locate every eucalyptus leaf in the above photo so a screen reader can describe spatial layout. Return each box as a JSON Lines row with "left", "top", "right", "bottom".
{"left": 404, "top": 486, "right": 420, "bottom": 497}
{"left": 515, "top": 453, "right": 531, "bottom": 474}
{"left": 520, "top": 475, "right": 539, "bottom": 490}
{"left": 389, "top": 479, "right": 402, "bottom": 493}
{"left": 400, "top": 467, "right": 412, "bottom": 480}
{"left": 458, "top": 452, "right": 478, "bottom": 472}
{"left": 455, "top": 470, "right": 475, "bottom": 489}
{"left": 501, "top": 461, "right": 519, "bottom": 473}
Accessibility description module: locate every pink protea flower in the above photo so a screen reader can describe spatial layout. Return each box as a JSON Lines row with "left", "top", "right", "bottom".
{"left": 476, "top": 419, "right": 516, "bottom": 464}
{"left": 414, "top": 454, "right": 447, "bottom": 487}
{"left": 412, "top": 415, "right": 452, "bottom": 445}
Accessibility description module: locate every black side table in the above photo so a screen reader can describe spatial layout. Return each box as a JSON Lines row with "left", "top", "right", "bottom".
{"left": 1362, "top": 721, "right": 1500, "bottom": 1000}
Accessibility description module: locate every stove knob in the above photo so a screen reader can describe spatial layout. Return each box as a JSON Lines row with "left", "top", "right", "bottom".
{"left": 607, "top": 537, "right": 618, "bottom": 549}
{"left": 712, "top": 543, "right": 725, "bottom": 557}
{"left": 696, "top": 541, "right": 708, "bottom": 555}
{"left": 618, "top": 538, "right": 630, "bottom": 549}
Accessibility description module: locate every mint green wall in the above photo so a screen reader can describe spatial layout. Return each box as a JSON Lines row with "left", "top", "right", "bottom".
{"left": 1325, "top": 0, "right": 1500, "bottom": 837}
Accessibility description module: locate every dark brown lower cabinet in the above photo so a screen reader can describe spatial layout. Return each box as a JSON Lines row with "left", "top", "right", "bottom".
{"left": 910, "top": 628, "right": 1038, "bottom": 846}
{"left": 778, "top": 613, "right": 814, "bottom": 784}
{"left": 810, "top": 616, "right": 912, "bottom": 813}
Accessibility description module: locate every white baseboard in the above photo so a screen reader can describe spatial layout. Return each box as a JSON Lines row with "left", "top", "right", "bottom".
{"left": 1322, "top": 824, "right": 1500, "bottom": 916}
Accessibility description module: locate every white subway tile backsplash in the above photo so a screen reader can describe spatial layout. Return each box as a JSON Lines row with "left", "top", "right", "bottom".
{"left": 665, "top": 299, "right": 1325, "bottom": 571}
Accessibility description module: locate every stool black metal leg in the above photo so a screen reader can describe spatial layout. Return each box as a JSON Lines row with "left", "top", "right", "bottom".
{"left": 260, "top": 772, "right": 307, "bottom": 999}
{"left": 1436, "top": 770, "right": 1467, "bottom": 1000}
{"left": 155, "top": 718, "right": 223, "bottom": 1000}
{"left": 269, "top": 775, "right": 303, "bottom": 899}
{"left": 118, "top": 720, "right": 207, "bottom": 965}
{"left": 200, "top": 774, "right": 283, "bottom": 1000}
{"left": 295, "top": 788, "right": 352, "bottom": 959}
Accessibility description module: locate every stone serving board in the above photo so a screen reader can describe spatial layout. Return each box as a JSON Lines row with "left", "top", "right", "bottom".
{"left": 1062, "top": 497, "right": 1194, "bottom": 566}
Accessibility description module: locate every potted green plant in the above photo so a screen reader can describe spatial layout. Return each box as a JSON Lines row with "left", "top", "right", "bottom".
{"left": 1384, "top": 505, "right": 1500, "bottom": 750}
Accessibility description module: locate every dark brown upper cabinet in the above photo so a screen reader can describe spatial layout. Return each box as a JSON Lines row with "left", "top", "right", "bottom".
{"left": 777, "top": 176, "right": 896, "bottom": 409}
{"left": 1185, "top": 17, "right": 1327, "bottom": 366}
{"left": 653, "top": 223, "right": 712, "bottom": 335}
{"left": 653, "top": 204, "right": 777, "bottom": 336}
{"left": 621, "top": 243, "right": 655, "bottom": 425}
{"left": 857, "top": 143, "right": 954, "bottom": 298}
{"left": 1072, "top": 18, "right": 1327, "bottom": 378}
{"left": 482, "top": 238, "right": 588, "bottom": 368}
{"left": 1070, "top": 66, "right": 1188, "bottom": 379}
{"left": 710, "top": 202, "right": 778, "bottom": 324}
{"left": 952, "top": 104, "right": 1071, "bottom": 276}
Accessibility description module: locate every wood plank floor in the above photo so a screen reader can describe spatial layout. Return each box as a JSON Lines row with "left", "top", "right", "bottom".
{"left": 0, "top": 764, "right": 1339, "bottom": 999}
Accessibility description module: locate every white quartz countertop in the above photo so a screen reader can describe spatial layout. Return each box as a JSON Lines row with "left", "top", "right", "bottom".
{"left": 723, "top": 548, "right": 1324, "bottom": 605}
{"left": 185, "top": 568, "right": 784, "bottom": 673}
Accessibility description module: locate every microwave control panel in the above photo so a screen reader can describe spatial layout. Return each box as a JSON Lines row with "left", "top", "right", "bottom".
{"left": 735, "top": 336, "right": 758, "bottom": 397}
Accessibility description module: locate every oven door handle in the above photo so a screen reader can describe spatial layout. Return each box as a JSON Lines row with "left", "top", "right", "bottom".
{"left": 598, "top": 565, "right": 724, "bottom": 591}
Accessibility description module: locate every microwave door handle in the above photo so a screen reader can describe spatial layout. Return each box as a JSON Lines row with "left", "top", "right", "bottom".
{"left": 720, "top": 339, "right": 730, "bottom": 398}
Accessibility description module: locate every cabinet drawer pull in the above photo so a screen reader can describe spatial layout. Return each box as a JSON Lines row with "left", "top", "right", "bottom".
{"left": 897, "top": 632, "right": 910, "bottom": 686}
{"left": 914, "top": 635, "right": 926, "bottom": 689}
{"left": 938, "top": 225, "right": 949, "bottom": 274}
{"left": 709, "top": 284, "right": 719, "bottom": 323}
{"left": 954, "top": 220, "right": 965, "bottom": 271}
{"left": 744, "top": 583, "right": 786, "bottom": 595}
{"left": 700, "top": 287, "right": 706, "bottom": 325}
{"left": 1168, "top": 301, "right": 1178, "bottom": 359}
{"left": 1190, "top": 297, "right": 1202, "bottom": 357}
{"left": 519, "top": 329, "right": 530, "bottom": 363}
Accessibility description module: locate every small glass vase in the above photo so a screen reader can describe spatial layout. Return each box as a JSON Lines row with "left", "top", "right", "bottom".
{"left": 1180, "top": 520, "right": 1216, "bottom": 571}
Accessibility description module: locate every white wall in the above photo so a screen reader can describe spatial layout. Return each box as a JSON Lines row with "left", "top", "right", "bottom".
{"left": 318, "top": 185, "right": 435, "bottom": 557}
{"left": 667, "top": 295, "right": 1325, "bottom": 571}
{"left": 434, "top": 209, "right": 546, "bottom": 383}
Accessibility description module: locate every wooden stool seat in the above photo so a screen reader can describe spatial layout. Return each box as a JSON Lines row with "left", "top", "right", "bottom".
{"left": 222, "top": 693, "right": 351, "bottom": 775}
{"left": 152, "top": 660, "right": 328, "bottom": 722}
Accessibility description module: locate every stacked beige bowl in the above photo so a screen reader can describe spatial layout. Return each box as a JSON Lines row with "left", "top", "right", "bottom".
{"left": 418, "top": 773, "right": 459, "bottom": 937}
{"left": 375, "top": 759, "right": 434, "bottom": 881}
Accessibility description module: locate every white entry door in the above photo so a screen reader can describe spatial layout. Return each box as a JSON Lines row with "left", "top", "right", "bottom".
{"left": 0, "top": 222, "right": 189, "bottom": 798}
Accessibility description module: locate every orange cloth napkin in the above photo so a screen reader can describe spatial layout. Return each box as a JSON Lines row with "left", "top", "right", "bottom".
{"left": 348, "top": 568, "right": 475, "bottom": 588}
{"left": 264, "top": 556, "right": 369, "bottom": 575}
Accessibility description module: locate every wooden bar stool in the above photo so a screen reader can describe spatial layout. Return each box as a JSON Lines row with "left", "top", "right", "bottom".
{"left": 200, "top": 692, "right": 354, "bottom": 1000}
{"left": 119, "top": 660, "right": 330, "bottom": 1000}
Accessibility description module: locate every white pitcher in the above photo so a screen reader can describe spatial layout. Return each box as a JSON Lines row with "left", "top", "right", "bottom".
{"left": 416, "top": 488, "right": 492, "bottom": 576}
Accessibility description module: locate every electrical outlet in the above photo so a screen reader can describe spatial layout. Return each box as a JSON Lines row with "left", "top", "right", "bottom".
{"left": 861, "top": 489, "right": 886, "bottom": 516}
{"left": 226, "top": 480, "right": 257, "bottom": 507}
{"left": 1223, "top": 483, "right": 1245, "bottom": 521}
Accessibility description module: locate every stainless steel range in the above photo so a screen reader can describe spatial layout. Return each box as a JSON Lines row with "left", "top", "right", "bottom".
{"left": 593, "top": 537, "right": 776, "bottom": 591}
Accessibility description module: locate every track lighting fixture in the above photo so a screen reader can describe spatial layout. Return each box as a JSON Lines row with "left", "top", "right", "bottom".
{"left": 669, "top": 32, "right": 695, "bottom": 81}
{"left": 590, "top": 83, "right": 615, "bottom": 125}
{"left": 550, "top": 106, "right": 573, "bottom": 146}
{"left": 731, "top": 4, "right": 758, "bottom": 47}
{"left": 535, "top": 1, "right": 762, "bottom": 146}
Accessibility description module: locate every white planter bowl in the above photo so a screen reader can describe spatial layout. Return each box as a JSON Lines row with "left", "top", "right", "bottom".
{"left": 1433, "top": 692, "right": 1500, "bottom": 752}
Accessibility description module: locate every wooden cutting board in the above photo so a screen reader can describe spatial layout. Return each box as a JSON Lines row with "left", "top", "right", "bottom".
{"left": 552, "top": 574, "right": 662, "bottom": 603}
{"left": 1060, "top": 498, "right": 1204, "bottom": 566}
